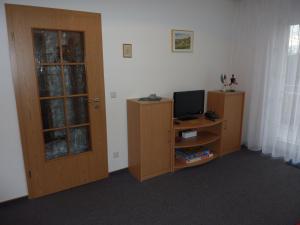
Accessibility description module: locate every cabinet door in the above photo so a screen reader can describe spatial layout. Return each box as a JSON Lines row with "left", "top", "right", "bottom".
{"left": 6, "top": 5, "right": 108, "bottom": 198}
{"left": 223, "top": 94, "right": 244, "bottom": 155}
{"left": 140, "top": 103, "right": 172, "bottom": 180}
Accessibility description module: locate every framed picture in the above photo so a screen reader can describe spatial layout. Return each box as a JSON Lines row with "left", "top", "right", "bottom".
{"left": 171, "top": 30, "right": 194, "bottom": 52}
{"left": 123, "top": 44, "right": 132, "bottom": 58}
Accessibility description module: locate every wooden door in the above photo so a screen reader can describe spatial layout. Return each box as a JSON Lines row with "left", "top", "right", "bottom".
{"left": 140, "top": 102, "right": 172, "bottom": 180}
{"left": 6, "top": 4, "right": 108, "bottom": 198}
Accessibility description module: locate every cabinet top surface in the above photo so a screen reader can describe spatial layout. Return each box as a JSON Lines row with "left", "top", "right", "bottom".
{"left": 173, "top": 117, "right": 223, "bottom": 130}
{"left": 208, "top": 90, "right": 245, "bottom": 95}
{"left": 127, "top": 98, "right": 173, "bottom": 104}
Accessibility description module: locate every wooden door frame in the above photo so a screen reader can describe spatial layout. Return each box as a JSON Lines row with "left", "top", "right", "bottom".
{"left": 6, "top": 3, "right": 33, "bottom": 196}
{"left": 5, "top": 4, "right": 108, "bottom": 198}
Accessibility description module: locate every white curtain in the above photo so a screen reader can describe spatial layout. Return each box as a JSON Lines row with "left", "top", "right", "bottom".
{"left": 236, "top": 0, "right": 300, "bottom": 163}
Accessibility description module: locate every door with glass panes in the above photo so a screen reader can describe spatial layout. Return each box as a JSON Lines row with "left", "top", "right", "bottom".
{"left": 6, "top": 4, "right": 108, "bottom": 198}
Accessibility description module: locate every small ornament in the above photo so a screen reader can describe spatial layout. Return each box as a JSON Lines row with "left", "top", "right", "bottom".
{"left": 229, "top": 74, "right": 238, "bottom": 91}
{"left": 220, "top": 74, "right": 229, "bottom": 91}
{"left": 230, "top": 74, "right": 238, "bottom": 86}
{"left": 220, "top": 74, "right": 238, "bottom": 92}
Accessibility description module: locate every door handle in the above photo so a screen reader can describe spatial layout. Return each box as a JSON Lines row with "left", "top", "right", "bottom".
{"left": 87, "top": 98, "right": 100, "bottom": 109}
{"left": 93, "top": 97, "right": 100, "bottom": 102}
{"left": 87, "top": 98, "right": 100, "bottom": 103}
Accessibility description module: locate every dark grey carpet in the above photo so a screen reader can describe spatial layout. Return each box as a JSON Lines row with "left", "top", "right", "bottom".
{"left": 1, "top": 150, "right": 300, "bottom": 225}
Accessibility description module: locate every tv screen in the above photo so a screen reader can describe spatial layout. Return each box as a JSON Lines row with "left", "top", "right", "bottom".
{"left": 173, "top": 90, "right": 205, "bottom": 119}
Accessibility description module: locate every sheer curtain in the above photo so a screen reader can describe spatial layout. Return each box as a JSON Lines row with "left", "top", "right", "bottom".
{"left": 237, "top": 0, "right": 300, "bottom": 163}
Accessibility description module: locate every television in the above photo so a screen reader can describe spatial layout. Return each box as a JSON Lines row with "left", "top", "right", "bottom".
{"left": 173, "top": 90, "right": 205, "bottom": 120}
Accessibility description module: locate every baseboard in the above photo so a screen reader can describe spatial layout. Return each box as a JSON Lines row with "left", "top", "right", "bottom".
{"left": 0, "top": 196, "right": 28, "bottom": 207}
{"left": 109, "top": 168, "right": 129, "bottom": 175}
{"left": 0, "top": 168, "right": 130, "bottom": 205}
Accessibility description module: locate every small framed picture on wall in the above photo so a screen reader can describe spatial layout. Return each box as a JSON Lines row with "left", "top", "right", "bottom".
{"left": 171, "top": 30, "right": 194, "bottom": 52}
{"left": 123, "top": 44, "right": 132, "bottom": 58}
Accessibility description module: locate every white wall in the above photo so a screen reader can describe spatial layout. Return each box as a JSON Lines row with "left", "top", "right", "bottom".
{"left": 0, "top": 0, "right": 239, "bottom": 202}
{"left": 231, "top": 0, "right": 265, "bottom": 145}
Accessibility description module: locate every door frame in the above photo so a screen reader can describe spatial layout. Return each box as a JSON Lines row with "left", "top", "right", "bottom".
{"left": 5, "top": 4, "right": 108, "bottom": 198}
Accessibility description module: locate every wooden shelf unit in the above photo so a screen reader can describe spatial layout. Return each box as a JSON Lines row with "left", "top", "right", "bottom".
{"left": 172, "top": 117, "right": 223, "bottom": 172}
{"left": 127, "top": 92, "right": 245, "bottom": 180}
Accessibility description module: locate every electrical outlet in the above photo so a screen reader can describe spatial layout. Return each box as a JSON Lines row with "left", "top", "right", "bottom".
{"left": 113, "top": 152, "right": 119, "bottom": 159}
{"left": 110, "top": 91, "right": 117, "bottom": 99}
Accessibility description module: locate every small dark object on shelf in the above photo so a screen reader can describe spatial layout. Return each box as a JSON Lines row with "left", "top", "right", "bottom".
{"left": 205, "top": 111, "right": 219, "bottom": 121}
{"left": 230, "top": 74, "right": 238, "bottom": 86}
{"left": 139, "top": 94, "right": 162, "bottom": 101}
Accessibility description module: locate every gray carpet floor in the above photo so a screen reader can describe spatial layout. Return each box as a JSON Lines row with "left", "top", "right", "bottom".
{"left": 1, "top": 149, "right": 300, "bottom": 225}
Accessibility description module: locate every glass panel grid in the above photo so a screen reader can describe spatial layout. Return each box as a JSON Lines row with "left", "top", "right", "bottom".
{"left": 33, "top": 29, "right": 91, "bottom": 160}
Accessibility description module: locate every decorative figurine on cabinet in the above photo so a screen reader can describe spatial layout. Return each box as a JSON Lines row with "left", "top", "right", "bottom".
{"left": 229, "top": 74, "right": 238, "bottom": 91}
{"left": 220, "top": 74, "right": 229, "bottom": 92}
{"left": 220, "top": 74, "right": 238, "bottom": 92}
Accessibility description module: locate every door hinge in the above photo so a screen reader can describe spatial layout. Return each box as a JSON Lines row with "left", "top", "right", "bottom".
{"left": 28, "top": 170, "right": 32, "bottom": 178}
{"left": 11, "top": 32, "right": 15, "bottom": 41}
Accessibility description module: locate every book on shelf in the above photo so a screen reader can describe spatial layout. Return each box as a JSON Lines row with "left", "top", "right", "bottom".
{"left": 175, "top": 148, "right": 214, "bottom": 164}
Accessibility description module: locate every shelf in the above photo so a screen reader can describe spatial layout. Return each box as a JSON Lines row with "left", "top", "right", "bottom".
{"left": 208, "top": 90, "right": 244, "bottom": 96}
{"left": 175, "top": 131, "right": 220, "bottom": 148}
{"left": 173, "top": 117, "right": 223, "bottom": 130}
{"left": 128, "top": 98, "right": 172, "bottom": 105}
{"left": 172, "top": 115, "right": 223, "bottom": 172}
{"left": 174, "top": 154, "right": 218, "bottom": 170}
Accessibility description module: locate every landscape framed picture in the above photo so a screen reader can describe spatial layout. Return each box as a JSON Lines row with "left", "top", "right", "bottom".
{"left": 172, "top": 30, "right": 194, "bottom": 52}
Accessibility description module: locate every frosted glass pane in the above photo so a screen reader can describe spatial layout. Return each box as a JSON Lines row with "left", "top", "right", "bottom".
{"left": 41, "top": 99, "right": 65, "bottom": 129}
{"left": 37, "top": 66, "right": 63, "bottom": 97}
{"left": 64, "top": 65, "right": 87, "bottom": 95}
{"left": 62, "top": 31, "right": 84, "bottom": 63}
{"left": 66, "top": 97, "right": 89, "bottom": 125}
{"left": 44, "top": 130, "right": 68, "bottom": 160}
{"left": 33, "top": 29, "right": 60, "bottom": 63}
{"left": 70, "top": 127, "right": 91, "bottom": 154}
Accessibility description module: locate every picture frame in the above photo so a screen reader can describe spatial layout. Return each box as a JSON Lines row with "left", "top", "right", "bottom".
{"left": 123, "top": 44, "right": 132, "bottom": 58}
{"left": 171, "top": 30, "right": 194, "bottom": 52}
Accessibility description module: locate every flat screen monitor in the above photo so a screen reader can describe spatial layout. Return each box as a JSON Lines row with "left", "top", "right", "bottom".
{"left": 173, "top": 90, "right": 205, "bottom": 120}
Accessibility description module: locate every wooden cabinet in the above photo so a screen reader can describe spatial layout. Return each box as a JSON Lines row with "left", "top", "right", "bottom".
{"left": 207, "top": 91, "right": 245, "bottom": 156}
{"left": 127, "top": 99, "right": 172, "bottom": 181}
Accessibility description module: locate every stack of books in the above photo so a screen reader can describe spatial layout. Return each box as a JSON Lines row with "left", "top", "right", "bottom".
{"left": 175, "top": 148, "right": 214, "bottom": 164}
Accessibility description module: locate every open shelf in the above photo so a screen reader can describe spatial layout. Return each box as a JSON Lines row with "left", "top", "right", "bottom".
{"left": 175, "top": 131, "right": 220, "bottom": 148}
{"left": 174, "top": 154, "right": 218, "bottom": 170}
{"left": 173, "top": 117, "right": 223, "bottom": 130}
{"left": 172, "top": 117, "right": 223, "bottom": 172}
